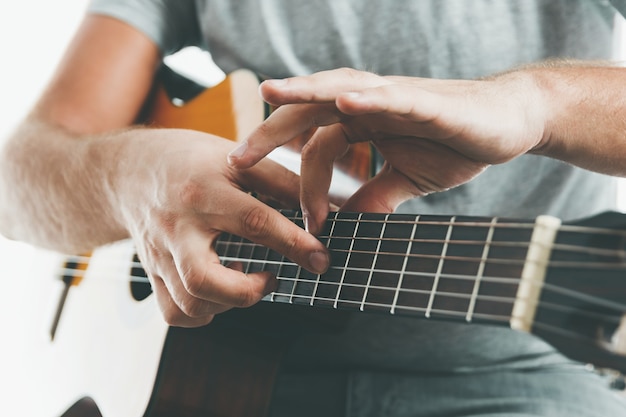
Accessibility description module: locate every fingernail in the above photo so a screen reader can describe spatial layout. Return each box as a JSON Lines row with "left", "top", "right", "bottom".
{"left": 265, "top": 78, "right": 288, "bottom": 87}
{"left": 309, "top": 250, "right": 330, "bottom": 274}
{"left": 342, "top": 91, "right": 362, "bottom": 99}
{"left": 227, "top": 141, "right": 248, "bottom": 165}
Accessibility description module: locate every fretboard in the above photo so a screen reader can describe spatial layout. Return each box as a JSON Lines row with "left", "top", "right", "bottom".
{"left": 215, "top": 210, "right": 537, "bottom": 327}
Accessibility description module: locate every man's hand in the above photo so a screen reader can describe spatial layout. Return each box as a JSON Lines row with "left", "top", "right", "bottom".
{"left": 228, "top": 68, "right": 546, "bottom": 234}
{"left": 111, "top": 129, "right": 330, "bottom": 327}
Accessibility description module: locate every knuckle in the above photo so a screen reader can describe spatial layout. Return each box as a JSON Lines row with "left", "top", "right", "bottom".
{"left": 178, "top": 297, "right": 208, "bottom": 318}
{"left": 234, "top": 282, "right": 261, "bottom": 308}
{"left": 337, "top": 67, "right": 360, "bottom": 79}
{"left": 254, "top": 121, "right": 275, "bottom": 140}
{"left": 241, "top": 207, "right": 272, "bottom": 239}
{"left": 178, "top": 178, "right": 204, "bottom": 210}
{"left": 300, "top": 138, "right": 322, "bottom": 162}
{"left": 179, "top": 264, "right": 207, "bottom": 297}
{"left": 162, "top": 307, "right": 188, "bottom": 327}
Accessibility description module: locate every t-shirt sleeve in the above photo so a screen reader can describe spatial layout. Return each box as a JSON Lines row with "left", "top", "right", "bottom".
{"left": 610, "top": 0, "right": 626, "bottom": 18}
{"left": 87, "top": 0, "right": 203, "bottom": 55}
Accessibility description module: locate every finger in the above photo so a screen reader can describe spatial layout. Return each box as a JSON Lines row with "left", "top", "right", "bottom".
{"left": 300, "top": 124, "right": 351, "bottom": 235}
{"left": 236, "top": 156, "right": 301, "bottom": 209}
{"left": 227, "top": 192, "right": 330, "bottom": 273}
{"left": 228, "top": 102, "right": 341, "bottom": 169}
{"left": 156, "top": 248, "right": 235, "bottom": 318}
{"left": 150, "top": 274, "right": 216, "bottom": 328}
{"left": 341, "top": 163, "right": 422, "bottom": 213}
{"left": 336, "top": 84, "right": 444, "bottom": 124}
{"left": 180, "top": 186, "right": 330, "bottom": 273}
{"left": 259, "top": 68, "right": 388, "bottom": 105}
{"left": 170, "top": 225, "right": 278, "bottom": 307}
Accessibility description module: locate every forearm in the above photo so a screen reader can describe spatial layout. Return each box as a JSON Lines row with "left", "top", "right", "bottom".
{"left": 525, "top": 63, "right": 626, "bottom": 175}
{"left": 0, "top": 117, "right": 129, "bottom": 252}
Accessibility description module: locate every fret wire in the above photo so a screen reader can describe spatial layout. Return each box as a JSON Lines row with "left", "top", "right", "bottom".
{"left": 360, "top": 213, "right": 390, "bottom": 311}
{"left": 391, "top": 216, "right": 418, "bottom": 315}
{"left": 288, "top": 263, "right": 303, "bottom": 304}
{"left": 466, "top": 217, "right": 498, "bottom": 322}
{"left": 426, "top": 216, "right": 456, "bottom": 318}
{"left": 270, "top": 252, "right": 287, "bottom": 303}
{"left": 311, "top": 211, "right": 340, "bottom": 306}
{"left": 221, "top": 232, "right": 234, "bottom": 266}
{"left": 233, "top": 234, "right": 248, "bottom": 274}
{"left": 334, "top": 213, "right": 362, "bottom": 308}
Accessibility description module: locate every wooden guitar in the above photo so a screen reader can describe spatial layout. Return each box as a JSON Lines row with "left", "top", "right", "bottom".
{"left": 8, "top": 66, "right": 626, "bottom": 417}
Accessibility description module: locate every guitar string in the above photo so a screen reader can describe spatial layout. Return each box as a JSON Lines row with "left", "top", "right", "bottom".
{"left": 57, "top": 220, "right": 626, "bottom": 268}
{"left": 57, "top": 227, "right": 626, "bottom": 316}
{"left": 55, "top": 257, "right": 625, "bottom": 324}
{"left": 219, "top": 242, "right": 626, "bottom": 270}
{"left": 57, "top": 263, "right": 621, "bottom": 338}
{"left": 276, "top": 214, "right": 626, "bottom": 237}
{"left": 266, "top": 288, "right": 619, "bottom": 326}
{"left": 55, "top": 214, "right": 626, "bottom": 329}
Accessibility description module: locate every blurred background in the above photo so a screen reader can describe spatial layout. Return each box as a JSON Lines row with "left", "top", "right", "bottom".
{"left": 1, "top": 1, "right": 626, "bottom": 414}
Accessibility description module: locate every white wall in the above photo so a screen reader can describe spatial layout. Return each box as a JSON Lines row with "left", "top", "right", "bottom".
{"left": 0, "top": 7, "right": 91, "bottom": 244}
{"left": 0, "top": 2, "right": 89, "bottom": 413}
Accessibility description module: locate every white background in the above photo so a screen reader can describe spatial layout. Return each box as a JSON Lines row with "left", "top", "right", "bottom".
{"left": 1, "top": 1, "right": 626, "bottom": 414}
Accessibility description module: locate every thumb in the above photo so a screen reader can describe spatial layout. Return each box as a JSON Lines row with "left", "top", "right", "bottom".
{"left": 340, "top": 165, "right": 422, "bottom": 213}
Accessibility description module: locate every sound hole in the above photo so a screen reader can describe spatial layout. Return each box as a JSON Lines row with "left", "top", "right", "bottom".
{"left": 130, "top": 253, "right": 152, "bottom": 301}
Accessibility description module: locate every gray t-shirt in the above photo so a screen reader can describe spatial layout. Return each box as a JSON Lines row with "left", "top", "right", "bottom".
{"left": 87, "top": 1, "right": 626, "bottom": 415}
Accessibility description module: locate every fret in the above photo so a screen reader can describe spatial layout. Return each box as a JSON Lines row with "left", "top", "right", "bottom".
{"left": 333, "top": 212, "right": 363, "bottom": 308}
{"left": 267, "top": 248, "right": 286, "bottom": 303}
{"left": 470, "top": 218, "right": 532, "bottom": 322}
{"left": 334, "top": 213, "right": 386, "bottom": 310}
{"left": 426, "top": 216, "right": 456, "bottom": 318}
{"left": 308, "top": 212, "right": 354, "bottom": 308}
{"left": 391, "top": 217, "right": 419, "bottom": 314}
{"left": 307, "top": 211, "right": 340, "bottom": 306}
{"left": 466, "top": 217, "right": 498, "bottom": 322}
{"left": 359, "top": 213, "right": 389, "bottom": 311}
{"left": 361, "top": 214, "right": 417, "bottom": 313}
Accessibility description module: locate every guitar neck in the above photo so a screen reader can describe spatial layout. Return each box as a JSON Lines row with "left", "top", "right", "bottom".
{"left": 215, "top": 210, "right": 545, "bottom": 328}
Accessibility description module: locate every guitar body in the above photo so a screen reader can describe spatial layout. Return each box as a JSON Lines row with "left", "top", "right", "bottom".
{"left": 16, "top": 242, "right": 167, "bottom": 417}
{"left": 10, "top": 242, "right": 289, "bottom": 417}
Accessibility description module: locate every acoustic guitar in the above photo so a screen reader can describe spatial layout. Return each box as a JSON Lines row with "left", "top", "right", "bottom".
{"left": 8, "top": 66, "right": 626, "bottom": 417}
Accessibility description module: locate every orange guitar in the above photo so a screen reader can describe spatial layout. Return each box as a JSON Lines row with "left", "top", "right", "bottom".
{"left": 6, "top": 66, "right": 626, "bottom": 417}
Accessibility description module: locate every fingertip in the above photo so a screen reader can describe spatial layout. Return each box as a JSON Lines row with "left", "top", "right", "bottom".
{"left": 227, "top": 141, "right": 249, "bottom": 167}
{"left": 259, "top": 78, "right": 289, "bottom": 104}
{"left": 308, "top": 250, "right": 330, "bottom": 274}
